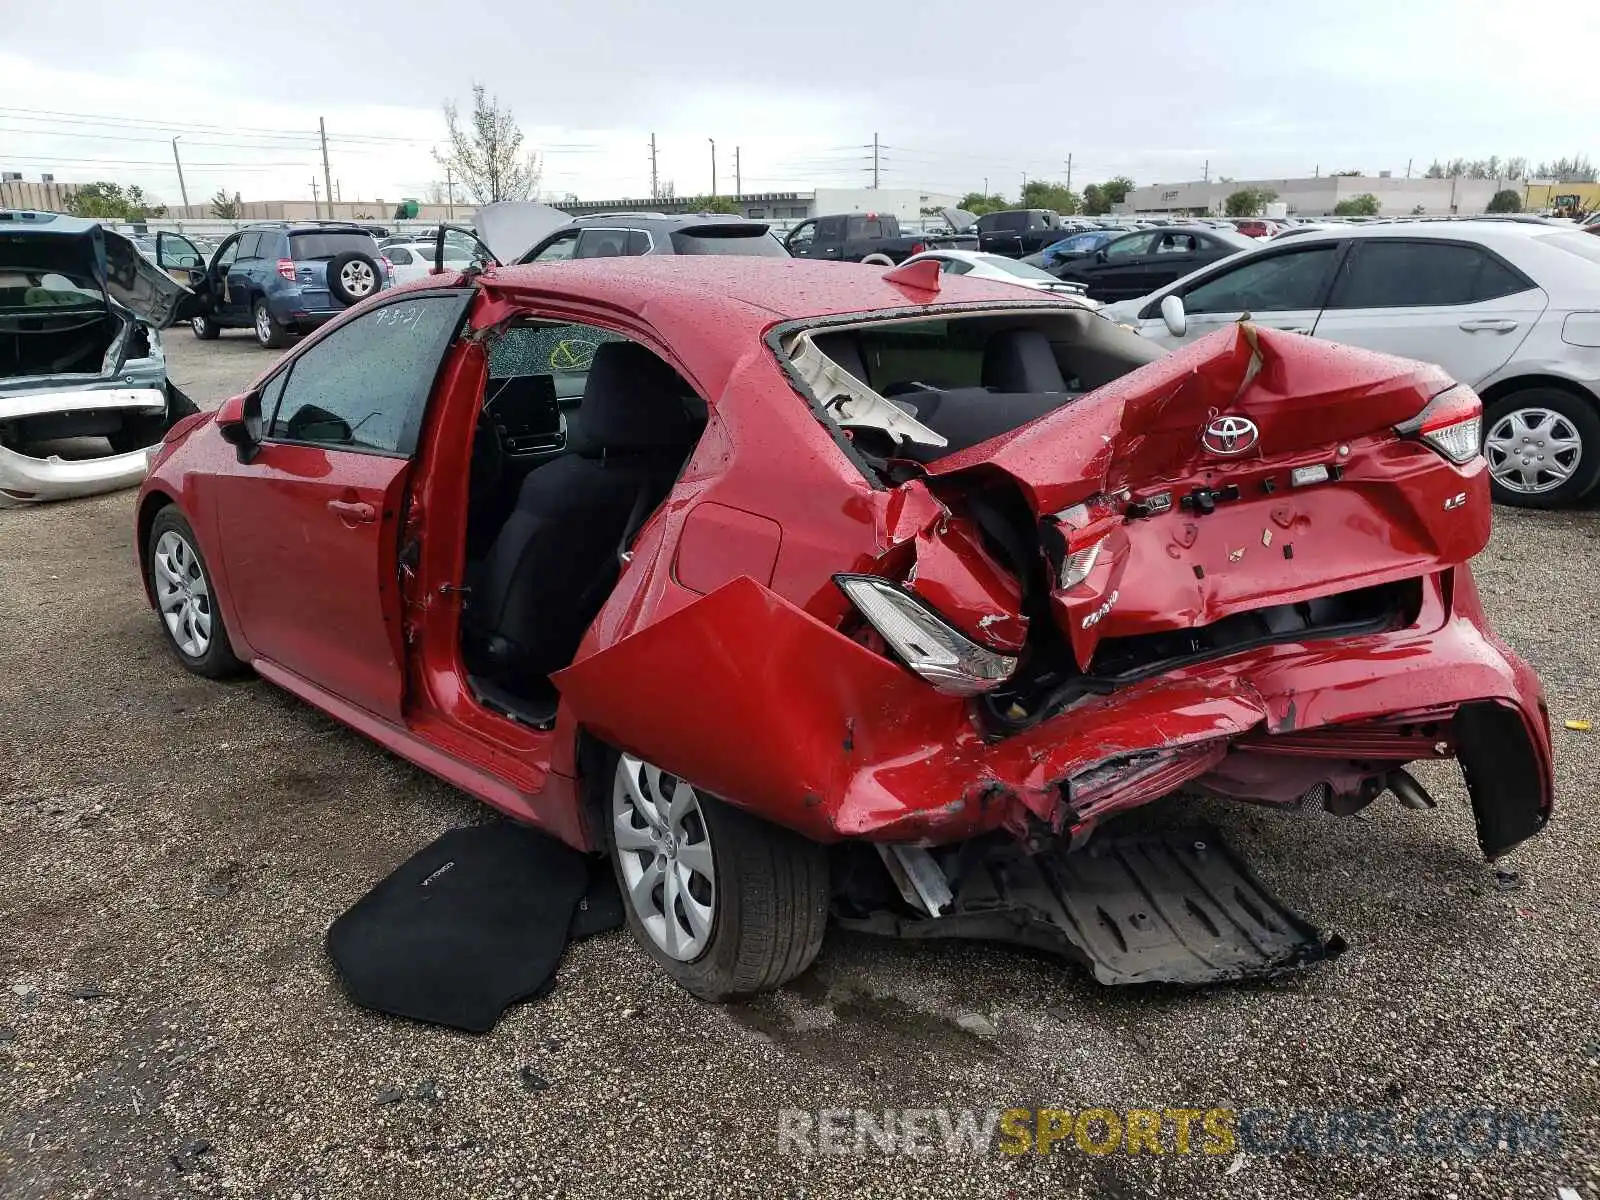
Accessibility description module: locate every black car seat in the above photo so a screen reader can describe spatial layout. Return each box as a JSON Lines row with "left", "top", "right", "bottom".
{"left": 468, "top": 342, "right": 695, "bottom": 683}
{"left": 981, "top": 328, "right": 1069, "bottom": 393}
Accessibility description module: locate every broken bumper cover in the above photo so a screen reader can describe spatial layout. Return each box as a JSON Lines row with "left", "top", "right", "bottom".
{"left": 0, "top": 387, "right": 166, "bottom": 506}
{"left": 557, "top": 572, "right": 1552, "bottom": 860}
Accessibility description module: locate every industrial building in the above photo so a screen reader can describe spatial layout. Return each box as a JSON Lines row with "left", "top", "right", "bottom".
{"left": 1120, "top": 174, "right": 1526, "bottom": 217}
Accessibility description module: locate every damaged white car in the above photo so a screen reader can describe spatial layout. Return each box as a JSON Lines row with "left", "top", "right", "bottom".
{"left": 1, "top": 211, "right": 202, "bottom": 507}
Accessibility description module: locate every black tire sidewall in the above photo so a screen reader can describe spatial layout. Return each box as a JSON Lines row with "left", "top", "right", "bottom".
{"left": 147, "top": 508, "right": 242, "bottom": 678}
{"left": 326, "top": 250, "right": 381, "bottom": 307}
{"left": 1484, "top": 387, "right": 1600, "bottom": 508}
{"left": 191, "top": 313, "right": 220, "bottom": 339}
{"left": 603, "top": 753, "right": 827, "bottom": 1002}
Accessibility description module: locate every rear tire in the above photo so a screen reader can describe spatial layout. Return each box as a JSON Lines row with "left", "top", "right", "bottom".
{"left": 858, "top": 252, "right": 895, "bottom": 266}
{"left": 1483, "top": 387, "right": 1600, "bottom": 508}
{"left": 253, "top": 299, "right": 289, "bottom": 350}
{"left": 605, "top": 751, "right": 828, "bottom": 1001}
{"left": 147, "top": 507, "right": 246, "bottom": 679}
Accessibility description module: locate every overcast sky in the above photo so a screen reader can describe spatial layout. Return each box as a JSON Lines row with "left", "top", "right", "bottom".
{"left": 2, "top": 0, "right": 1596, "bottom": 209}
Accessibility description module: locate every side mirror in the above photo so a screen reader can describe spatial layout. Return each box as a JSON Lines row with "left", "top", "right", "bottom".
{"left": 216, "top": 392, "right": 263, "bottom": 463}
{"left": 1159, "top": 294, "right": 1188, "bottom": 338}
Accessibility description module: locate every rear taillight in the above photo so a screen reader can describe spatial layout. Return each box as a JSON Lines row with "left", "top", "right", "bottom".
{"left": 1051, "top": 503, "right": 1118, "bottom": 589}
{"left": 1397, "top": 385, "right": 1482, "bottom": 465}
{"left": 835, "top": 574, "right": 1017, "bottom": 695}
{"left": 276, "top": 259, "right": 296, "bottom": 281}
{"left": 382, "top": 256, "right": 393, "bottom": 274}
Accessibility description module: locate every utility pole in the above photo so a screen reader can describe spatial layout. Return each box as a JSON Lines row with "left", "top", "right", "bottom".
{"left": 1405, "top": 157, "right": 1413, "bottom": 179}
{"left": 310, "top": 178, "right": 320, "bottom": 216}
{"left": 445, "top": 165, "right": 455, "bottom": 220}
{"left": 1065, "top": 153, "right": 1072, "bottom": 191}
{"left": 171, "top": 137, "right": 190, "bottom": 213}
{"left": 734, "top": 146, "right": 741, "bottom": 197}
{"left": 983, "top": 176, "right": 988, "bottom": 196}
{"left": 319, "top": 117, "right": 334, "bottom": 220}
{"left": 335, "top": 179, "right": 342, "bottom": 202}
{"left": 649, "top": 133, "right": 658, "bottom": 200}
{"left": 1203, "top": 158, "right": 1209, "bottom": 182}
{"left": 708, "top": 137, "right": 716, "bottom": 197}
{"left": 872, "top": 132, "right": 880, "bottom": 189}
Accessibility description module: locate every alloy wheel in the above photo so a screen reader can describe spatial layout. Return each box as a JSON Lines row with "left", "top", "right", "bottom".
{"left": 612, "top": 754, "right": 716, "bottom": 962}
{"left": 254, "top": 305, "right": 273, "bottom": 343}
{"left": 152, "top": 529, "right": 212, "bottom": 658}
{"left": 191, "top": 316, "right": 209, "bottom": 335}
{"left": 1485, "top": 407, "right": 1583, "bottom": 495}
{"left": 341, "top": 260, "right": 376, "bottom": 297}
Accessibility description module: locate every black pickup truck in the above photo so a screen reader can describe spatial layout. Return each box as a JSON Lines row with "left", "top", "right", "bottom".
{"left": 975, "top": 209, "right": 1070, "bottom": 258}
{"left": 784, "top": 211, "right": 977, "bottom": 264}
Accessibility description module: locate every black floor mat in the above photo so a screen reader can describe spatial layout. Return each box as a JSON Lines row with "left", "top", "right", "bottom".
{"left": 327, "top": 823, "right": 622, "bottom": 1033}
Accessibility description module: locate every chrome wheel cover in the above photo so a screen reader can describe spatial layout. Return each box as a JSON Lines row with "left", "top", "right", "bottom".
{"left": 254, "top": 305, "right": 273, "bottom": 343}
{"left": 153, "top": 529, "right": 213, "bottom": 658}
{"left": 1485, "top": 406, "right": 1582, "bottom": 494}
{"left": 612, "top": 754, "right": 716, "bottom": 962}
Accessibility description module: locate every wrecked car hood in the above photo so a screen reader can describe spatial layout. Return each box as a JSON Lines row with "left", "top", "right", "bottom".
{"left": 940, "top": 208, "right": 979, "bottom": 233}
{"left": 0, "top": 213, "right": 197, "bottom": 329}
{"left": 472, "top": 200, "right": 574, "bottom": 264}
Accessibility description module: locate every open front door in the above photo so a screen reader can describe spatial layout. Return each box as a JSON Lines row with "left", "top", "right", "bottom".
{"left": 209, "top": 290, "right": 473, "bottom": 725}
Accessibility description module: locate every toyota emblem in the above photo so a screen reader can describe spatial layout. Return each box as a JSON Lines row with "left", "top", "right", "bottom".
{"left": 1201, "top": 415, "right": 1260, "bottom": 455}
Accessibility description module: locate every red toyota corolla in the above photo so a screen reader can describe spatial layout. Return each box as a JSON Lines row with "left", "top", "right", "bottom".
{"left": 135, "top": 255, "right": 1553, "bottom": 999}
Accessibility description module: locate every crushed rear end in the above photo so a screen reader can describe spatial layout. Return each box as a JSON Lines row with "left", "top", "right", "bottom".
{"left": 556, "top": 316, "right": 1552, "bottom": 983}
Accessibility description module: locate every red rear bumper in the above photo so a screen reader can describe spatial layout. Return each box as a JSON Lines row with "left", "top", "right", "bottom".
{"left": 554, "top": 568, "right": 1551, "bottom": 860}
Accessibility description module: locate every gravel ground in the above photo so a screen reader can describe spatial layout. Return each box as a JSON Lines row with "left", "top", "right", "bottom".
{"left": 1, "top": 329, "right": 1597, "bottom": 1199}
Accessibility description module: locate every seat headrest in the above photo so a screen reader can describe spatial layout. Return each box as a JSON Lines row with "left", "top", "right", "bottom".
{"left": 981, "top": 328, "right": 1068, "bottom": 394}
{"left": 573, "top": 341, "right": 694, "bottom": 456}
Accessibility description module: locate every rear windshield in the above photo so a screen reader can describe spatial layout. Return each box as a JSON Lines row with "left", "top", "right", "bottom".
{"left": 669, "top": 226, "right": 788, "bottom": 257}
{"left": 1542, "top": 231, "right": 1600, "bottom": 266}
{"left": 289, "top": 232, "right": 378, "bottom": 261}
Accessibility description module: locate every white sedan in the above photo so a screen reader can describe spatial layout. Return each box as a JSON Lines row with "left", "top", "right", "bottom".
{"left": 1101, "top": 220, "right": 1600, "bottom": 507}
{"left": 898, "top": 249, "right": 1096, "bottom": 302}
{"left": 382, "top": 241, "right": 477, "bottom": 285}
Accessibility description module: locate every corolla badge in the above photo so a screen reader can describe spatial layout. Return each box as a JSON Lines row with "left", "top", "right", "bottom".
{"left": 1202, "top": 415, "right": 1260, "bottom": 455}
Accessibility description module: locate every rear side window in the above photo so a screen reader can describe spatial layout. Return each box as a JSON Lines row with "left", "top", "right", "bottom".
{"left": 574, "top": 228, "right": 632, "bottom": 259}
{"left": 1329, "top": 241, "right": 1532, "bottom": 308}
{"left": 387, "top": 246, "right": 414, "bottom": 265}
{"left": 235, "top": 232, "right": 262, "bottom": 259}
{"left": 1180, "top": 244, "right": 1341, "bottom": 315}
{"left": 669, "top": 227, "right": 787, "bottom": 256}
{"left": 289, "top": 232, "right": 378, "bottom": 261}
{"left": 847, "top": 217, "right": 885, "bottom": 239}
{"left": 266, "top": 294, "right": 468, "bottom": 454}
{"left": 980, "top": 212, "right": 1029, "bottom": 233}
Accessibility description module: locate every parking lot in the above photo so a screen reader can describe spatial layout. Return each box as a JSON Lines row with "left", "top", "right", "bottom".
{"left": 1, "top": 328, "right": 1598, "bottom": 1198}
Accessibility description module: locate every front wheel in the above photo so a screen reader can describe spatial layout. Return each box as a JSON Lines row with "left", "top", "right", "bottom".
{"left": 190, "top": 313, "right": 221, "bottom": 340}
{"left": 147, "top": 507, "right": 245, "bottom": 679}
{"left": 1483, "top": 388, "right": 1600, "bottom": 508}
{"left": 607, "top": 752, "right": 828, "bottom": 1001}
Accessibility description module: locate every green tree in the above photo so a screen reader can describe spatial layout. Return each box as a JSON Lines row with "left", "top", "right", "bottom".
{"left": 66, "top": 182, "right": 163, "bottom": 220}
{"left": 683, "top": 195, "right": 741, "bottom": 214}
{"left": 1224, "top": 187, "right": 1278, "bottom": 217}
{"left": 435, "top": 84, "right": 542, "bottom": 204}
{"left": 209, "top": 189, "right": 242, "bottom": 219}
{"left": 1020, "top": 179, "right": 1079, "bottom": 215}
{"left": 1080, "top": 176, "right": 1134, "bottom": 216}
{"left": 1486, "top": 189, "right": 1523, "bottom": 213}
{"left": 957, "top": 191, "right": 1010, "bottom": 216}
{"left": 1333, "top": 193, "right": 1381, "bottom": 216}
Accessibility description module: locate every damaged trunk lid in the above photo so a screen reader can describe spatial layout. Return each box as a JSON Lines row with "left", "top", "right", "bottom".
{"left": 924, "top": 324, "right": 1490, "bottom": 673}
{"left": 0, "top": 211, "right": 199, "bottom": 330}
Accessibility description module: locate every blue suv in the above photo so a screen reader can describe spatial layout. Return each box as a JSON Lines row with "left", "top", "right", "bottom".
{"left": 156, "top": 222, "right": 391, "bottom": 349}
